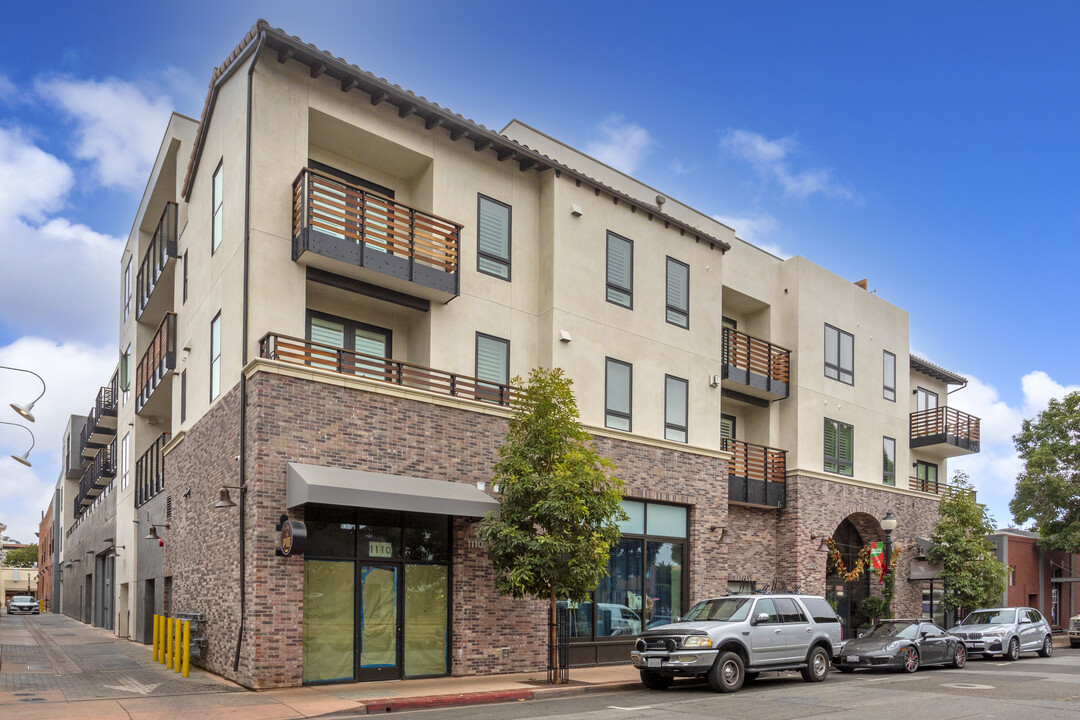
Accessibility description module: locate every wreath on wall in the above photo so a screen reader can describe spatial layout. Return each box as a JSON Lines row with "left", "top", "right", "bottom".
{"left": 826, "top": 539, "right": 903, "bottom": 584}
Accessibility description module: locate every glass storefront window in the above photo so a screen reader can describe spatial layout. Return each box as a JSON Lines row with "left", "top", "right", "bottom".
{"left": 596, "top": 538, "right": 643, "bottom": 637}
{"left": 404, "top": 565, "right": 448, "bottom": 675}
{"left": 357, "top": 509, "right": 402, "bottom": 560}
{"left": 646, "top": 541, "right": 683, "bottom": 628}
{"left": 403, "top": 515, "right": 449, "bottom": 564}
{"left": 306, "top": 506, "right": 357, "bottom": 558}
{"left": 619, "top": 500, "right": 645, "bottom": 534}
{"left": 303, "top": 560, "right": 355, "bottom": 683}
{"left": 646, "top": 504, "right": 687, "bottom": 538}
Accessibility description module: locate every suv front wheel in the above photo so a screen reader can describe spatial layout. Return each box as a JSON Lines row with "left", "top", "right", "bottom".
{"left": 801, "top": 646, "right": 830, "bottom": 682}
{"left": 708, "top": 651, "right": 745, "bottom": 693}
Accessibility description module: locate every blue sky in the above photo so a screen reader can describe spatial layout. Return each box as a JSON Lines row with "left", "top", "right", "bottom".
{"left": 1, "top": 1, "right": 1078, "bottom": 543}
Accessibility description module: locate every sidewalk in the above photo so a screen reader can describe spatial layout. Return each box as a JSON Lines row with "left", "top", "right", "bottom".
{"left": 0, "top": 613, "right": 640, "bottom": 718}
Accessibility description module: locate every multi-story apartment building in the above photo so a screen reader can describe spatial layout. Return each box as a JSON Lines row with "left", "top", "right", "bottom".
{"left": 55, "top": 20, "right": 981, "bottom": 689}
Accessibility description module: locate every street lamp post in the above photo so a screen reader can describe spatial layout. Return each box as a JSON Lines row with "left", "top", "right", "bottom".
{"left": 881, "top": 510, "right": 898, "bottom": 615}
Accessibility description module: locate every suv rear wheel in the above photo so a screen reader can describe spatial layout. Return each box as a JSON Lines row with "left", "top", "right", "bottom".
{"left": 801, "top": 646, "right": 830, "bottom": 682}
{"left": 708, "top": 651, "right": 745, "bottom": 693}
{"left": 639, "top": 670, "right": 672, "bottom": 690}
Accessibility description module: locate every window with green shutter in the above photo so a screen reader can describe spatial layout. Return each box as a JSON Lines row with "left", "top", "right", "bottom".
{"left": 824, "top": 418, "right": 853, "bottom": 476}
{"left": 475, "top": 333, "right": 510, "bottom": 405}
{"left": 720, "top": 414, "right": 736, "bottom": 440}
{"left": 477, "top": 195, "right": 511, "bottom": 280}
{"left": 666, "top": 257, "right": 689, "bottom": 328}
{"left": 606, "top": 232, "right": 633, "bottom": 308}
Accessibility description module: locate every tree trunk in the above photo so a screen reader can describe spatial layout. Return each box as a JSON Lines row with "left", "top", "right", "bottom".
{"left": 549, "top": 588, "right": 560, "bottom": 684}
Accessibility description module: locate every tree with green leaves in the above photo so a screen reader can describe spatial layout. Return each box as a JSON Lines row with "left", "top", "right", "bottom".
{"left": 929, "top": 471, "right": 1007, "bottom": 616}
{"left": 3, "top": 544, "right": 38, "bottom": 568}
{"left": 1010, "top": 391, "right": 1080, "bottom": 551}
{"left": 476, "top": 367, "right": 625, "bottom": 683}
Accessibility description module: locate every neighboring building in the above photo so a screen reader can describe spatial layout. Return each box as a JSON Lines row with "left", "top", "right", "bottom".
{"left": 988, "top": 529, "right": 1080, "bottom": 630}
{"left": 56, "top": 20, "right": 982, "bottom": 689}
{"left": 37, "top": 502, "right": 54, "bottom": 610}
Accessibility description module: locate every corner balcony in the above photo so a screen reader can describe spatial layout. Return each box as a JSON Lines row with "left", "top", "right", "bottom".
{"left": 136, "top": 312, "right": 177, "bottom": 417}
{"left": 910, "top": 406, "right": 980, "bottom": 458}
{"left": 136, "top": 202, "right": 178, "bottom": 322}
{"left": 259, "top": 332, "right": 513, "bottom": 406}
{"left": 291, "top": 168, "right": 461, "bottom": 303}
{"left": 721, "top": 438, "right": 787, "bottom": 508}
{"left": 79, "top": 373, "right": 119, "bottom": 464}
{"left": 721, "top": 328, "right": 790, "bottom": 402}
{"left": 135, "top": 432, "right": 170, "bottom": 508}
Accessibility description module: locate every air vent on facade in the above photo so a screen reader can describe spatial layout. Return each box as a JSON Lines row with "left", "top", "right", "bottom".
{"left": 166, "top": 496, "right": 172, "bottom": 520}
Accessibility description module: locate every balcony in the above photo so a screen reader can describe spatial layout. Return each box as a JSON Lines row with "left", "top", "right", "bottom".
{"left": 75, "top": 440, "right": 116, "bottom": 515}
{"left": 721, "top": 328, "right": 790, "bottom": 402}
{"left": 910, "top": 406, "right": 980, "bottom": 457}
{"left": 135, "top": 433, "right": 170, "bottom": 508}
{"left": 260, "top": 332, "right": 513, "bottom": 407}
{"left": 291, "top": 168, "right": 461, "bottom": 303}
{"left": 79, "top": 373, "right": 119, "bottom": 463}
{"left": 136, "top": 202, "right": 179, "bottom": 322}
{"left": 136, "top": 312, "right": 177, "bottom": 416}
{"left": 910, "top": 476, "right": 977, "bottom": 502}
{"left": 721, "top": 438, "right": 787, "bottom": 508}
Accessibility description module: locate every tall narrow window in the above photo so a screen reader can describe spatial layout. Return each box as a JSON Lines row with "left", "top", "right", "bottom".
{"left": 916, "top": 461, "right": 938, "bottom": 492}
{"left": 883, "top": 350, "right": 896, "bottom": 401}
{"left": 475, "top": 333, "right": 510, "bottom": 404}
{"left": 120, "top": 433, "right": 130, "bottom": 491}
{"left": 477, "top": 195, "right": 511, "bottom": 280}
{"left": 121, "top": 344, "right": 132, "bottom": 403}
{"left": 824, "top": 418, "right": 854, "bottom": 476}
{"left": 123, "top": 260, "right": 132, "bottom": 321}
{"left": 606, "top": 232, "right": 633, "bottom": 308}
{"left": 211, "top": 162, "right": 223, "bottom": 253}
{"left": 824, "top": 324, "right": 854, "bottom": 385}
{"left": 180, "top": 370, "right": 187, "bottom": 423}
{"left": 182, "top": 251, "right": 189, "bottom": 303}
{"left": 720, "top": 414, "right": 737, "bottom": 440}
{"left": 664, "top": 375, "right": 688, "bottom": 443}
{"left": 882, "top": 436, "right": 896, "bottom": 486}
{"left": 665, "top": 257, "right": 689, "bottom": 328}
{"left": 210, "top": 312, "right": 221, "bottom": 400}
{"left": 605, "top": 358, "right": 632, "bottom": 431}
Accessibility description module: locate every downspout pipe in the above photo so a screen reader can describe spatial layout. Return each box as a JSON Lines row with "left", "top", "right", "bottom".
{"left": 233, "top": 28, "right": 265, "bottom": 675}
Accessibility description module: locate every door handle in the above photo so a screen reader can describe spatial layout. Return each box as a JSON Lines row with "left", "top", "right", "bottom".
{"left": 774, "top": 629, "right": 782, "bottom": 635}
{"left": 806, "top": 628, "right": 813, "bottom": 633}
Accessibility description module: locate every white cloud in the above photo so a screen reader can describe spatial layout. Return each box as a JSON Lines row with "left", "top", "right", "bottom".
{"left": 669, "top": 160, "right": 695, "bottom": 175}
{"left": 0, "top": 126, "right": 74, "bottom": 222}
{"left": 586, "top": 115, "right": 654, "bottom": 174}
{"left": 0, "top": 73, "right": 15, "bottom": 102}
{"left": 0, "top": 337, "right": 118, "bottom": 544}
{"left": 720, "top": 129, "right": 854, "bottom": 201}
{"left": 36, "top": 76, "right": 172, "bottom": 190}
{"left": 712, "top": 212, "right": 790, "bottom": 259}
{"left": 950, "top": 371, "right": 1080, "bottom": 530}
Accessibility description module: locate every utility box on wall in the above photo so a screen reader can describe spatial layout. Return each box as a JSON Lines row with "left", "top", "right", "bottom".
{"left": 176, "top": 611, "right": 207, "bottom": 662}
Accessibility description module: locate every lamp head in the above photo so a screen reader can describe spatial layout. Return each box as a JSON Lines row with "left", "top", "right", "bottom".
{"left": 145, "top": 526, "right": 160, "bottom": 541}
{"left": 816, "top": 537, "right": 831, "bottom": 553}
{"left": 10, "top": 401, "right": 35, "bottom": 423}
{"left": 881, "top": 510, "right": 898, "bottom": 532}
{"left": 11, "top": 451, "right": 31, "bottom": 467}
{"left": 215, "top": 488, "right": 238, "bottom": 508}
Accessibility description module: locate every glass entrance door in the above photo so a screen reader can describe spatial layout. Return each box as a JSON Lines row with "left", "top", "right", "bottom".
{"left": 357, "top": 565, "right": 400, "bottom": 681}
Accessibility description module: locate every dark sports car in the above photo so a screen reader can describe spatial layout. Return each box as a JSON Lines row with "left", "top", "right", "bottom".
{"left": 833, "top": 619, "right": 966, "bottom": 673}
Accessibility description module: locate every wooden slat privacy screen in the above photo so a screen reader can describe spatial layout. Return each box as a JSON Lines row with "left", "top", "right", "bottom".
{"left": 722, "top": 327, "right": 790, "bottom": 384}
{"left": 721, "top": 438, "right": 787, "bottom": 485}
{"left": 910, "top": 406, "right": 980, "bottom": 445}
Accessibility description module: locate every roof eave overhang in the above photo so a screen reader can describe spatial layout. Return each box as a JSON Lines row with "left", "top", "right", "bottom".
{"left": 910, "top": 355, "right": 966, "bottom": 385}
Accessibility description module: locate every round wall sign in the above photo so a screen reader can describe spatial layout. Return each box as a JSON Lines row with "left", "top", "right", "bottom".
{"left": 280, "top": 519, "right": 307, "bottom": 556}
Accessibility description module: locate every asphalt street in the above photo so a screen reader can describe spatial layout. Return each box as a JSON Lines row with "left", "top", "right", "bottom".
{"left": 410, "top": 651, "right": 1080, "bottom": 720}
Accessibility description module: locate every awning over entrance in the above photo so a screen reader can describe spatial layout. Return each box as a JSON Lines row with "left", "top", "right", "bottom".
{"left": 286, "top": 462, "right": 500, "bottom": 518}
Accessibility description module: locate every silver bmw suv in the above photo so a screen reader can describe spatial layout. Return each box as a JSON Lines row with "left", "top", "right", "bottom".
{"left": 631, "top": 594, "right": 843, "bottom": 693}
{"left": 949, "top": 607, "right": 1053, "bottom": 659}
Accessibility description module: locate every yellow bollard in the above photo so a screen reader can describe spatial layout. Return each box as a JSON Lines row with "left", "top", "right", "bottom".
{"left": 173, "top": 618, "right": 181, "bottom": 673}
{"left": 182, "top": 621, "right": 190, "bottom": 678}
{"left": 152, "top": 615, "right": 159, "bottom": 662}
{"left": 165, "top": 617, "right": 173, "bottom": 669}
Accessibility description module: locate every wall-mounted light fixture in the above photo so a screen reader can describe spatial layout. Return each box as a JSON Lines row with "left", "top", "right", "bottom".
{"left": 1, "top": 365, "right": 46, "bottom": 422}
{"left": 709, "top": 526, "right": 733, "bottom": 545}
{"left": 104, "top": 545, "right": 126, "bottom": 558}
{"left": 811, "top": 534, "right": 831, "bottom": 553}
{"left": 214, "top": 486, "right": 245, "bottom": 509}
{"left": 145, "top": 524, "right": 170, "bottom": 540}
{"left": 0, "top": 420, "right": 35, "bottom": 466}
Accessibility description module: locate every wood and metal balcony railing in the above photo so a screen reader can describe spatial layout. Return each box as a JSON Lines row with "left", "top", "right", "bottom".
{"left": 135, "top": 202, "right": 178, "bottom": 320}
{"left": 721, "top": 327, "right": 791, "bottom": 402}
{"left": 720, "top": 438, "right": 787, "bottom": 508}
{"left": 260, "top": 332, "right": 514, "bottom": 407}
{"left": 75, "top": 439, "right": 116, "bottom": 515}
{"left": 135, "top": 432, "right": 170, "bottom": 508}
{"left": 910, "top": 406, "right": 980, "bottom": 455}
{"left": 910, "top": 476, "right": 977, "bottom": 502}
{"left": 79, "top": 371, "right": 119, "bottom": 460}
{"left": 292, "top": 168, "right": 462, "bottom": 301}
{"left": 136, "top": 312, "right": 177, "bottom": 414}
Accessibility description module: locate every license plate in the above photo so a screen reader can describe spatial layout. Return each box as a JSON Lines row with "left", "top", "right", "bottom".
{"left": 846, "top": 655, "right": 859, "bottom": 663}
{"left": 647, "top": 657, "right": 662, "bottom": 668}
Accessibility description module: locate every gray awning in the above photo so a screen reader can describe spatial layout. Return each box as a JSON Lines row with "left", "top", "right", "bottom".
{"left": 286, "top": 462, "right": 500, "bottom": 518}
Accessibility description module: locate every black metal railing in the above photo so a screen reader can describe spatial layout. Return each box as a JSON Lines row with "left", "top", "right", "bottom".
{"left": 136, "top": 202, "right": 178, "bottom": 320}
{"left": 78, "top": 372, "right": 119, "bottom": 456}
{"left": 135, "top": 433, "right": 170, "bottom": 508}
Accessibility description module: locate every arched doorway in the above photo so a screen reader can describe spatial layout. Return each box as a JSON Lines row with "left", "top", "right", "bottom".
{"left": 825, "top": 515, "right": 883, "bottom": 637}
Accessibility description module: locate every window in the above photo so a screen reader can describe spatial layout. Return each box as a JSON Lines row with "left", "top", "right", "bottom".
{"left": 824, "top": 324, "right": 854, "bottom": 385}
{"left": 605, "top": 358, "right": 632, "bottom": 431}
{"left": 774, "top": 598, "right": 807, "bottom": 624}
{"left": 306, "top": 312, "right": 392, "bottom": 378}
{"left": 210, "top": 312, "right": 221, "bottom": 400}
{"left": 883, "top": 350, "right": 896, "bottom": 401}
{"left": 916, "top": 387, "right": 939, "bottom": 412}
{"left": 123, "top": 260, "right": 132, "bottom": 321}
{"left": 753, "top": 598, "right": 781, "bottom": 624}
{"left": 664, "top": 375, "right": 688, "bottom": 443}
{"left": 477, "top": 195, "right": 511, "bottom": 280}
{"left": 605, "top": 232, "right": 633, "bottom": 308}
{"left": 180, "top": 370, "right": 187, "bottom": 423}
{"left": 824, "top": 418, "right": 853, "bottom": 476}
{"left": 120, "top": 434, "right": 130, "bottom": 491}
{"left": 475, "top": 333, "right": 510, "bottom": 403}
{"left": 665, "top": 257, "right": 689, "bottom": 328}
{"left": 916, "top": 461, "right": 938, "bottom": 492}
{"left": 211, "top": 161, "right": 223, "bottom": 253}
{"left": 121, "top": 344, "right": 132, "bottom": 402}
{"left": 720, "top": 414, "right": 736, "bottom": 440}
{"left": 182, "top": 251, "right": 188, "bottom": 303}
{"left": 882, "top": 436, "right": 896, "bottom": 486}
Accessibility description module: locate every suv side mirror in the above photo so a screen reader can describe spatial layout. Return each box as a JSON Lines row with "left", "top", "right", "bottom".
{"left": 751, "top": 612, "right": 770, "bottom": 626}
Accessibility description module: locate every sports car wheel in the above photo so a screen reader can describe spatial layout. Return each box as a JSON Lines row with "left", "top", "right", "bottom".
{"left": 1038, "top": 636, "right": 1053, "bottom": 658}
{"left": 902, "top": 647, "right": 920, "bottom": 673}
{"left": 708, "top": 651, "right": 745, "bottom": 693}
{"left": 952, "top": 643, "right": 967, "bottom": 668}
{"left": 1005, "top": 637, "right": 1020, "bottom": 661}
